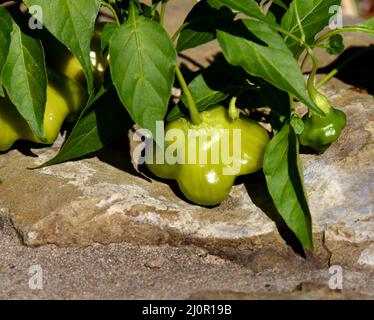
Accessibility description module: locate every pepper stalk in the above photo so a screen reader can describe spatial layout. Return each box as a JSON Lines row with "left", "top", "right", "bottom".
{"left": 228, "top": 96, "right": 240, "bottom": 121}
{"left": 175, "top": 65, "right": 202, "bottom": 125}
{"left": 306, "top": 46, "right": 331, "bottom": 116}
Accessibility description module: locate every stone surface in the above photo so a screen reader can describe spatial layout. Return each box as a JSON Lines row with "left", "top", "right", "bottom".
{"left": 1, "top": 0, "right": 374, "bottom": 299}
{"left": 302, "top": 81, "right": 373, "bottom": 243}
{"left": 357, "top": 244, "right": 374, "bottom": 267}
{"left": 0, "top": 221, "right": 373, "bottom": 299}
{"left": 188, "top": 284, "right": 373, "bottom": 300}
{"left": 0, "top": 78, "right": 373, "bottom": 274}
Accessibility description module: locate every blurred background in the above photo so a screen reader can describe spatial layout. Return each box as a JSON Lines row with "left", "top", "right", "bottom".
{"left": 343, "top": 0, "right": 374, "bottom": 18}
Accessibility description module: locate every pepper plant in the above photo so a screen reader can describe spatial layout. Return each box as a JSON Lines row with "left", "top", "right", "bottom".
{"left": 0, "top": 0, "right": 373, "bottom": 250}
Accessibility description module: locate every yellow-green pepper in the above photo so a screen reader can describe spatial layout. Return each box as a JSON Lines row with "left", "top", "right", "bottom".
{"left": 0, "top": 71, "right": 86, "bottom": 151}
{"left": 146, "top": 106, "right": 269, "bottom": 206}
{"left": 0, "top": 24, "right": 109, "bottom": 152}
{"left": 43, "top": 23, "right": 108, "bottom": 87}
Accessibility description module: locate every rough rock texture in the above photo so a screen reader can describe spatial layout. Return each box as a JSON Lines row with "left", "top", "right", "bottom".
{"left": 1, "top": 221, "right": 373, "bottom": 299}
{"left": 0, "top": 0, "right": 373, "bottom": 299}
{"left": 297, "top": 79, "right": 374, "bottom": 269}
{"left": 0, "top": 78, "right": 373, "bottom": 275}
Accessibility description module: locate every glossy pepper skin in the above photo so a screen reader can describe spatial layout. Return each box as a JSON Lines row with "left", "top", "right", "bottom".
{"left": 146, "top": 106, "right": 269, "bottom": 206}
{"left": 0, "top": 71, "right": 86, "bottom": 152}
{"left": 0, "top": 25, "right": 108, "bottom": 152}
{"left": 43, "top": 23, "right": 108, "bottom": 87}
{"left": 299, "top": 92, "right": 347, "bottom": 152}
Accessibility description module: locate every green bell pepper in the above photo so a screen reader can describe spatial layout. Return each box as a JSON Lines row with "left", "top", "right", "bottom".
{"left": 146, "top": 105, "right": 269, "bottom": 206}
{"left": 299, "top": 91, "right": 347, "bottom": 152}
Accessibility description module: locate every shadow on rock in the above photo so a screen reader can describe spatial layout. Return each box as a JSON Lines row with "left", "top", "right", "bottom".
{"left": 319, "top": 45, "right": 374, "bottom": 95}
{"left": 97, "top": 140, "right": 150, "bottom": 182}
{"left": 242, "top": 171, "right": 306, "bottom": 258}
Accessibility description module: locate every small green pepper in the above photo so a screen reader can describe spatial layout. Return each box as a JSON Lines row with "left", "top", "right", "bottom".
{"left": 299, "top": 91, "right": 347, "bottom": 152}
{"left": 146, "top": 105, "right": 269, "bottom": 206}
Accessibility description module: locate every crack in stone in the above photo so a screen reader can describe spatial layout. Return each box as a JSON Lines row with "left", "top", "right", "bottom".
{"left": 322, "top": 230, "right": 333, "bottom": 268}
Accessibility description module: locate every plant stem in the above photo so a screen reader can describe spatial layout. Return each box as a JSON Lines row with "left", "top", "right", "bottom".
{"left": 316, "top": 69, "right": 338, "bottom": 89}
{"left": 300, "top": 52, "right": 309, "bottom": 72}
{"left": 228, "top": 96, "right": 240, "bottom": 121}
{"left": 289, "top": 93, "right": 295, "bottom": 112}
{"left": 305, "top": 45, "right": 320, "bottom": 101}
{"left": 274, "top": 26, "right": 329, "bottom": 107}
{"left": 272, "top": 0, "right": 288, "bottom": 10}
{"left": 274, "top": 25, "right": 309, "bottom": 73}
{"left": 274, "top": 27, "right": 310, "bottom": 74}
{"left": 171, "top": 22, "right": 189, "bottom": 43}
{"left": 305, "top": 45, "right": 331, "bottom": 115}
{"left": 273, "top": 26, "right": 303, "bottom": 46}
{"left": 175, "top": 65, "right": 202, "bottom": 125}
{"left": 315, "top": 26, "right": 374, "bottom": 47}
{"left": 294, "top": 0, "right": 306, "bottom": 43}
{"left": 316, "top": 46, "right": 374, "bottom": 88}
{"left": 160, "top": 0, "right": 168, "bottom": 26}
{"left": 101, "top": 1, "right": 120, "bottom": 26}
{"left": 305, "top": 46, "right": 319, "bottom": 90}
{"left": 274, "top": 25, "right": 325, "bottom": 115}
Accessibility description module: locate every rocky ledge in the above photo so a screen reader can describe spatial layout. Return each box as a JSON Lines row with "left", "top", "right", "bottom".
{"left": 0, "top": 78, "right": 373, "bottom": 272}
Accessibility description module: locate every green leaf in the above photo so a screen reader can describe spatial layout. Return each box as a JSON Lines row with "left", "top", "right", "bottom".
{"left": 217, "top": 19, "right": 319, "bottom": 113}
{"left": 290, "top": 113, "right": 304, "bottom": 134}
{"left": 263, "top": 124, "right": 313, "bottom": 250}
{"left": 325, "top": 34, "right": 344, "bottom": 55}
{"left": 265, "top": 0, "right": 291, "bottom": 24}
{"left": 101, "top": 23, "right": 117, "bottom": 54}
{"left": 177, "top": 28, "right": 216, "bottom": 53}
{"left": 258, "top": 82, "right": 290, "bottom": 116}
{"left": 358, "top": 17, "right": 374, "bottom": 30}
{"left": 109, "top": 11, "right": 176, "bottom": 137}
{"left": 167, "top": 74, "right": 229, "bottom": 121}
{"left": 23, "top": 0, "right": 101, "bottom": 92}
{"left": 214, "top": 0, "right": 274, "bottom": 23}
{"left": 350, "top": 17, "right": 374, "bottom": 37}
{"left": 176, "top": 0, "right": 234, "bottom": 52}
{"left": 167, "top": 59, "right": 251, "bottom": 121}
{"left": 281, "top": 0, "right": 341, "bottom": 54}
{"left": 0, "top": 7, "right": 12, "bottom": 97}
{"left": 36, "top": 87, "right": 130, "bottom": 168}
{"left": 2, "top": 20, "right": 47, "bottom": 140}
{"left": 181, "top": 72, "right": 229, "bottom": 109}
{"left": 140, "top": 2, "right": 161, "bottom": 21}
{"left": 272, "top": 0, "right": 289, "bottom": 10}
